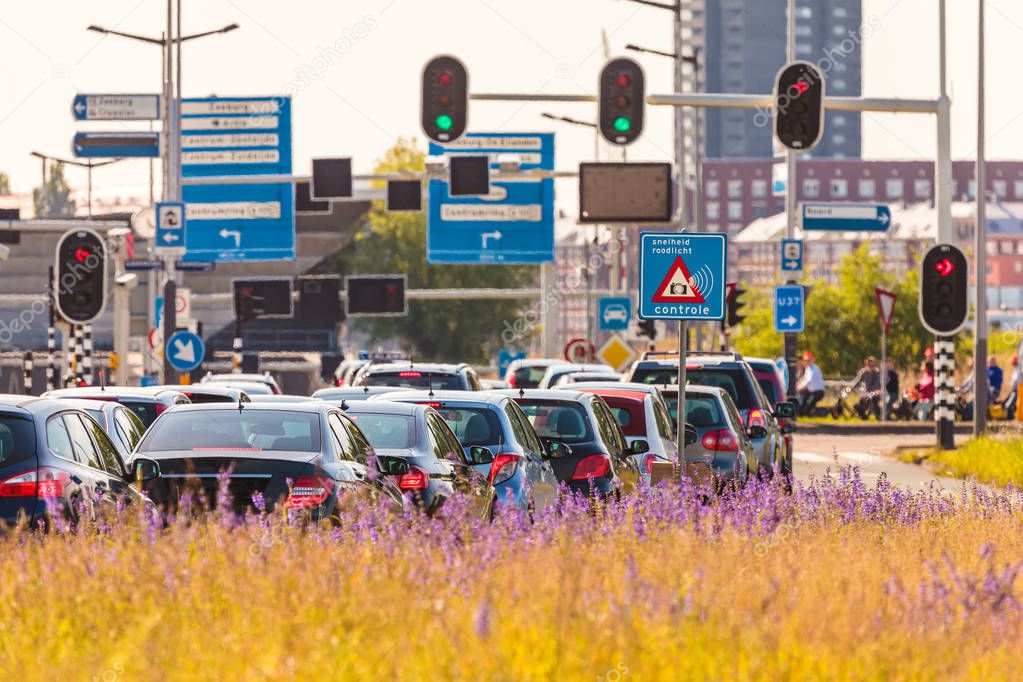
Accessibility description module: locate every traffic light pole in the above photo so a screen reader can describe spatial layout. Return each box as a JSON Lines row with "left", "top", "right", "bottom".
{"left": 973, "top": 0, "right": 988, "bottom": 436}
{"left": 783, "top": 0, "right": 798, "bottom": 399}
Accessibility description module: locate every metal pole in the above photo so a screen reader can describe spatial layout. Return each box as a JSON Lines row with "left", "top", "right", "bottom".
{"left": 540, "top": 263, "right": 558, "bottom": 358}
{"left": 82, "top": 324, "right": 93, "bottom": 386}
{"left": 165, "top": 0, "right": 174, "bottom": 202}
{"left": 673, "top": 1, "right": 685, "bottom": 227}
{"left": 112, "top": 241, "right": 129, "bottom": 386}
{"left": 161, "top": 27, "right": 169, "bottom": 203}
{"left": 175, "top": 0, "right": 183, "bottom": 203}
{"left": 935, "top": 336, "right": 956, "bottom": 449}
{"left": 162, "top": 279, "right": 177, "bottom": 383}
{"left": 584, "top": 237, "right": 593, "bottom": 347}
{"left": 880, "top": 330, "right": 887, "bottom": 424}
{"left": 783, "top": 0, "right": 798, "bottom": 398}
{"left": 676, "top": 320, "right": 687, "bottom": 456}
{"left": 87, "top": 163, "right": 93, "bottom": 219}
{"left": 22, "top": 352, "right": 33, "bottom": 396}
{"left": 974, "top": 0, "right": 988, "bottom": 435}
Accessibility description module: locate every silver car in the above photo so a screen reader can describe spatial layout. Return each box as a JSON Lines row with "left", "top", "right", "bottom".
{"left": 677, "top": 385, "right": 753, "bottom": 489}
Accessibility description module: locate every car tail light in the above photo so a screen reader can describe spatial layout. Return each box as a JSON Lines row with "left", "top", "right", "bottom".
{"left": 701, "top": 429, "right": 739, "bottom": 452}
{"left": 0, "top": 468, "right": 71, "bottom": 498}
{"left": 571, "top": 454, "right": 611, "bottom": 480}
{"left": 285, "top": 476, "right": 335, "bottom": 509}
{"left": 399, "top": 371, "right": 422, "bottom": 378}
{"left": 155, "top": 403, "right": 168, "bottom": 417}
{"left": 643, "top": 453, "right": 658, "bottom": 474}
{"left": 507, "top": 373, "right": 517, "bottom": 388}
{"left": 747, "top": 409, "right": 766, "bottom": 429}
{"left": 417, "top": 402, "right": 443, "bottom": 409}
{"left": 488, "top": 453, "right": 519, "bottom": 485}
{"left": 396, "top": 465, "right": 430, "bottom": 491}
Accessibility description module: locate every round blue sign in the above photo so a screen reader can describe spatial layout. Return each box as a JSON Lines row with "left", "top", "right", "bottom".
{"left": 165, "top": 330, "right": 205, "bottom": 373}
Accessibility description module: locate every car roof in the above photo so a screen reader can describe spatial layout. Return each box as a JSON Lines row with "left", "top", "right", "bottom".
{"left": 574, "top": 387, "right": 648, "bottom": 403}
{"left": 0, "top": 395, "right": 68, "bottom": 415}
{"left": 155, "top": 384, "right": 246, "bottom": 397}
{"left": 508, "top": 358, "right": 562, "bottom": 368}
{"left": 53, "top": 398, "right": 118, "bottom": 411}
{"left": 343, "top": 400, "right": 426, "bottom": 417}
{"left": 43, "top": 387, "right": 164, "bottom": 402}
{"left": 246, "top": 395, "right": 317, "bottom": 403}
{"left": 164, "top": 401, "right": 331, "bottom": 415}
{"left": 561, "top": 381, "right": 660, "bottom": 394}
{"left": 204, "top": 373, "right": 275, "bottom": 383}
{"left": 362, "top": 362, "right": 466, "bottom": 374}
{"left": 377, "top": 390, "right": 507, "bottom": 406}
{"left": 492, "top": 388, "right": 588, "bottom": 403}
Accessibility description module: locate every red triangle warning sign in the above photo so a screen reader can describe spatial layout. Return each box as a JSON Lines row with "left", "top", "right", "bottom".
{"left": 651, "top": 256, "right": 706, "bottom": 303}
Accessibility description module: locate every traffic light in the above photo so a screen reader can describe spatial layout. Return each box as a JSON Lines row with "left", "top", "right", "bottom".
{"left": 919, "top": 244, "right": 968, "bottom": 335}
{"left": 598, "top": 58, "right": 645, "bottom": 145}
{"left": 54, "top": 229, "right": 107, "bottom": 324}
{"left": 726, "top": 283, "right": 747, "bottom": 328}
{"left": 345, "top": 275, "right": 407, "bottom": 317}
{"left": 422, "top": 55, "right": 468, "bottom": 143}
{"left": 233, "top": 279, "right": 294, "bottom": 323}
{"left": 774, "top": 61, "right": 825, "bottom": 152}
{"left": 637, "top": 319, "right": 657, "bottom": 340}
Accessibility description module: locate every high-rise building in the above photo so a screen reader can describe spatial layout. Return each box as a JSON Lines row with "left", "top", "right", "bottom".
{"left": 680, "top": 0, "right": 863, "bottom": 160}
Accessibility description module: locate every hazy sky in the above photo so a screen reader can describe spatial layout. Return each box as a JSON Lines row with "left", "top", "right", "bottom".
{"left": 0, "top": 0, "right": 1019, "bottom": 206}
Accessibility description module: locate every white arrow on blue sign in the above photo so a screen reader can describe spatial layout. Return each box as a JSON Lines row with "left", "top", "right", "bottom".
{"left": 774, "top": 285, "right": 805, "bottom": 333}
{"left": 780, "top": 239, "right": 803, "bottom": 272}
{"left": 72, "top": 94, "right": 160, "bottom": 121}
{"left": 802, "top": 203, "right": 891, "bottom": 232}
{"left": 165, "top": 330, "right": 205, "bottom": 373}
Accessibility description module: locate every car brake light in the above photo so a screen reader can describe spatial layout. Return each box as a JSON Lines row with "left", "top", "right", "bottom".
{"left": 399, "top": 371, "right": 422, "bottom": 378}
{"left": 643, "top": 453, "right": 657, "bottom": 474}
{"left": 747, "top": 409, "right": 765, "bottom": 428}
{"left": 0, "top": 468, "right": 71, "bottom": 498}
{"left": 155, "top": 403, "right": 168, "bottom": 416}
{"left": 571, "top": 454, "right": 611, "bottom": 480}
{"left": 396, "top": 465, "right": 430, "bottom": 491}
{"left": 507, "top": 374, "right": 517, "bottom": 388}
{"left": 488, "top": 453, "right": 519, "bottom": 485}
{"left": 285, "top": 476, "right": 335, "bottom": 509}
{"left": 701, "top": 429, "right": 738, "bottom": 452}
{"left": 418, "top": 402, "right": 443, "bottom": 409}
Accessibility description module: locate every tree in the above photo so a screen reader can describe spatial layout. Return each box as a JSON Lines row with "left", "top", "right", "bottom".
{"left": 33, "top": 162, "right": 75, "bottom": 218}
{"left": 0, "top": 172, "right": 10, "bottom": 194}
{"left": 330, "top": 138, "right": 534, "bottom": 363}
{"left": 734, "top": 244, "right": 950, "bottom": 378}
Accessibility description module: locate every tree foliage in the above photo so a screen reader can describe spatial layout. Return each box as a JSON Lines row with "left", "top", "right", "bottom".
{"left": 333, "top": 138, "right": 534, "bottom": 363}
{"left": 0, "top": 172, "right": 10, "bottom": 194}
{"left": 734, "top": 244, "right": 949, "bottom": 377}
{"left": 33, "top": 162, "right": 75, "bottom": 218}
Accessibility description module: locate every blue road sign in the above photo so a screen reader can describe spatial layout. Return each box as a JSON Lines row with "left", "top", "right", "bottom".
{"left": 428, "top": 133, "right": 554, "bottom": 264}
{"left": 72, "top": 94, "right": 159, "bottom": 121}
{"left": 155, "top": 201, "right": 186, "bottom": 255}
{"left": 165, "top": 330, "right": 205, "bottom": 373}
{"left": 598, "top": 297, "right": 632, "bottom": 331}
{"left": 774, "top": 285, "right": 805, "bottom": 333}
{"left": 73, "top": 132, "right": 160, "bottom": 158}
{"left": 124, "top": 259, "right": 163, "bottom": 272}
{"left": 639, "top": 232, "right": 727, "bottom": 321}
{"left": 181, "top": 96, "right": 294, "bottom": 262}
{"left": 802, "top": 203, "right": 891, "bottom": 232}
{"left": 780, "top": 239, "right": 803, "bottom": 272}
{"left": 175, "top": 260, "right": 216, "bottom": 272}
{"left": 498, "top": 349, "right": 527, "bottom": 376}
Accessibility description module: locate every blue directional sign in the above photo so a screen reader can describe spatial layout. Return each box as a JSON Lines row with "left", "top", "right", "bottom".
{"left": 428, "top": 133, "right": 554, "bottom": 264}
{"left": 124, "top": 259, "right": 163, "bottom": 272}
{"left": 175, "top": 261, "right": 215, "bottom": 272}
{"left": 598, "top": 297, "right": 632, "bottom": 331}
{"left": 639, "top": 232, "right": 727, "bottom": 321}
{"left": 180, "top": 96, "right": 294, "bottom": 262}
{"left": 774, "top": 285, "right": 805, "bottom": 333}
{"left": 72, "top": 94, "right": 159, "bottom": 121}
{"left": 165, "top": 330, "right": 205, "bottom": 373}
{"left": 780, "top": 239, "right": 803, "bottom": 272}
{"left": 155, "top": 202, "right": 186, "bottom": 255}
{"left": 73, "top": 132, "right": 160, "bottom": 158}
{"left": 802, "top": 203, "right": 891, "bottom": 232}
{"left": 498, "top": 349, "right": 527, "bottom": 376}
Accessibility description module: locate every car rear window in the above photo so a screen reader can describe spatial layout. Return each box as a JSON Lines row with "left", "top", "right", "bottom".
{"left": 601, "top": 398, "right": 646, "bottom": 437}
{"left": 348, "top": 413, "right": 415, "bottom": 449}
{"left": 512, "top": 366, "right": 549, "bottom": 389}
{"left": 630, "top": 366, "right": 679, "bottom": 385}
{"left": 515, "top": 400, "right": 594, "bottom": 444}
{"left": 361, "top": 371, "right": 463, "bottom": 391}
{"left": 139, "top": 410, "right": 321, "bottom": 453}
{"left": 121, "top": 401, "right": 158, "bottom": 427}
{"left": 181, "top": 392, "right": 236, "bottom": 404}
{"left": 0, "top": 416, "right": 36, "bottom": 466}
{"left": 683, "top": 395, "right": 724, "bottom": 428}
{"left": 434, "top": 407, "right": 503, "bottom": 446}
{"left": 757, "top": 378, "right": 778, "bottom": 404}
{"left": 685, "top": 368, "right": 753, "bottom": 410}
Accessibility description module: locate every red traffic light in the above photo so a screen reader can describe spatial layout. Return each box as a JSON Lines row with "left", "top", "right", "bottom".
{"left": 615, "top": 73, "right": 632, "bottom": 88}
{"left": 934, "top": 258, "right": 955, "bottom": 277}
{"left": 436, "top": 71, "right": 454, "bottom": 87}
{"left": 74, "top": 247, "right": 92, "bottom": 263}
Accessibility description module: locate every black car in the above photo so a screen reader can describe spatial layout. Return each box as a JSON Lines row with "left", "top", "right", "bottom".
{"left": 495, "top": 389, "right": 643, "bottom": 498}
{"left": 343, "top": 401, "right": 497, "bottom": 519}
{"left": 42, "top": 386, "right": 190, "bottom": 427}
{"left": 129, "top": 402, "right": 405, "bottom": 519}
{"left": 353, "top": 362, "right": 484, "bottom": 391}
{"left": 0, "top": 396, "right": 148, "bottom": 526}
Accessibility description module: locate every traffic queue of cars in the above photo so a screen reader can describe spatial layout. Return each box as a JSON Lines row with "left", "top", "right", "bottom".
{"left": 0, "top": 351, "right": 795, "bottom": 527}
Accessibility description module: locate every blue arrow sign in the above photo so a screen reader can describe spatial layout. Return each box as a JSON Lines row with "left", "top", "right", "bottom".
{"left": 428, "top": 133, "right": 554, "bottom": 264}
{"left": 72, "top": 94, "right": 160, "bottom": 121}
{"left": 774, "top": 285, "right": 805, "bottom": 333}
{"left": 780, "top": 239, "right": 803, "bottom": 272}
{"left": 639, "top": 232, "right": 727, "bottom": 321}
{"left": 175, "top": 261, "right": 216, "bottom": 272}
{"left": 802, "top": 203, "right": 891, "bottom": 232}
{"left": 598, "top": 297, "right": 632, "bottom": 331}
{"left": 498, "top": 349, "right": 527, "bottom": 376}
{"left": 165, "top": 330, "right": 205, "bottom": 373}
{"left": 125, "top": 259, "right": 164, "bottom": 272}
{"left": 73, "top": 132, "right": 160, "bottom": 158}
{"left": 155, "top": 201, "right": 186, "bottom": 256}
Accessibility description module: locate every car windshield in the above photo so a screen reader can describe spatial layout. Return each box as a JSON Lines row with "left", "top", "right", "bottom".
{"left": 0, "top": 415, "right": 36, "bottom": 466}
{"left": 683, "top": 394, "right": 725, "bottom": 428}
{"left": 361, "top": 371, "right": 463, "bottom": 390}
{"left": 685, "top": 368, "right": 753, "bottom": 410}
{"left": 348, "top": 413, "right": 415, "bottom": 449}
{"left": 138, "top": 410, "right": 321, "bottom": 453}
{"left": 516, "top": 400, "right": 593, "bottom": 444}
{"left": 757, "top": 378, "right": 778, "bottom": 403}
{"left": 435, "top": 407, "right": 503, "bottom": 446}
{"left": 512, "top": 366, "right": 549, "bottom": 388}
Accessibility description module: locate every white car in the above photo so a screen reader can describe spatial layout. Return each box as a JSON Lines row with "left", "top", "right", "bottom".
{"left": 602, "top": 304, "right": 629, "bottom": 324}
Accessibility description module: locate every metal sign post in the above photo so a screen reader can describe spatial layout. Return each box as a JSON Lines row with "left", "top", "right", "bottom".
{"left": 875, "top": 288, "right": 897, "bottom": 424}
{"left": 676, "top": 320, "right": 687, "bottom": 459}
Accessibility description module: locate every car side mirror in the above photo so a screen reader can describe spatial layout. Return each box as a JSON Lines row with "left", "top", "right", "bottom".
{"left": 748, "top": 425, "right": 768, "bottom": 440}
{"left": 782, "top": 422, "right": 797, "bottom": 435}
{"left": 631, "top": 439, "right": 649, "bottom": 455}
{"left": 133, "top": 458, "right": 160, "bottom": 483}
{"left": 375, "top": 455, "right": 410, "bottom": 476}
{"left": 544, "top": 440, "right": 572, "bottom": 459}
{"left": 468, "top": 446, "right": 495, "bottom": 466}
{"left": 684, "top": 424, "right": 699, "bottom": 447}
{"left": 774, "top": 401, "right": 797, "bottom": 419}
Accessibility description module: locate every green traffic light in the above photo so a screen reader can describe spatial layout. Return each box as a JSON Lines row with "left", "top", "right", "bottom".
{"left": 435, "top": 114, "right": 454, "bottom": 131}
{"left": 613, "top": 116, "right": 631, "bottom": 133}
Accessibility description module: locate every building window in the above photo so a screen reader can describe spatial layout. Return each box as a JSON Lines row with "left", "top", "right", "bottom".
{"left": 727, "top": 180, "right": 743, "bottom": 199}
{"left": 803, "top": 179, "right": 820, "bottom": 198}
{"left": 914, "top": 179, "right": 932, "bottom": 199}
{"left": 1015, "top": 261, "right": 1023, "bottom": 273}
{"left": 727, "top": 202, "right": 743, "bottom": 220}
{"left": 706, "top": 180, "right": 719, "bottom": 199}
{"left": 727, "top": 223, "right": 743, "bottom": 234}
{"left": 1014, "top": 180, "right": 1023, "bottom": 199}
{"left": 858, "top": 179, "right": 875, "bottom": 198}
{"left": 968, "top": 181, "right": 976, "bottom": 199}
{"left": 886, "top": 178, "right": 904, "bottom": 199}
{"left": 994, "top": 180, "right": 1008, "bottom": 199}
{"left": 706, "top": 202, "right": 720, "bottom": 220}
{"left": 1001, "top": 240, "right": 1014, "bottom": 255}
{"left": 751, "top": 179, "right": 767, "bottom": 198}
{"left": 830, "top": 178, "right": 848, "bottom": 198}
